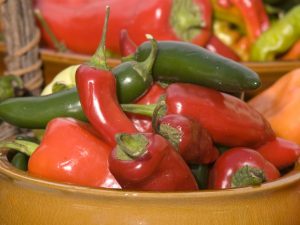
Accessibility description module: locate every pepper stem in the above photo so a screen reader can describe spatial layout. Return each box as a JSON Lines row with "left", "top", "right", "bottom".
{"left": 34, "top": 9, "right": 68, "bottom": 52}
{"left": 0, "top": 140, "right": 38, "bottom": 156}
{"left": 151, "top": 101, "right": 167, "bottom": 134}
{"left": 231, "top": 165, "right": 266, "bottom": 188}
{"left": 121, "top": 103, "right": 157, "bottom": 117}
{"left": 132, "top": 34, "right": 158, "bottom": 82}
{"left": 170, "top": 0, "right": 203, "bottom": 41}
{"left": 0, "top": 75, "right": 24, "bottom": 101}
{"left": 89, "top": 6, "right": 110, "bottom": 70}
{"left": 115, "top": 133, "right": 148, "bottom": 160}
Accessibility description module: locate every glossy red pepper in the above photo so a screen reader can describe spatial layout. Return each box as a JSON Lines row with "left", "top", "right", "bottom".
{"left": 75, "top": 7, "right": 136, "bottom": 146}
{"left": 122, "top": 83, "right": 275, "bottom": 148}
{"left": 28, "top": 117, "right": 120, "bottom": 189}
{"left": 218, "top": 0, "right": 270, "bottom": 42}
{"left": 208, "top": 147, "right": 280, "bottom": 189}
{"left": 128, "top": 83, "right": 166, "bottom": 133}
{"left": 109, "top": 132, "right": 198, "bottom": 191}
{"left": 155, "top": 113, "right": 219, "bottom": 164}
{"left": 35, "top": 0, "right": 212, "bottom": 55}
{"left": 205, "top": 35, "right": 240, "bottom": 61}
{"left": 256, "top": 137, "right": 300, "bottom": 170}
{"left": 119, "top": 29, "right": 137, "bottom": 57}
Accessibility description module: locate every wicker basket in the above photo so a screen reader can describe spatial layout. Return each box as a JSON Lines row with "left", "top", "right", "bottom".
{"left": 0, "top": 0, "right": 43, "bottom": 139}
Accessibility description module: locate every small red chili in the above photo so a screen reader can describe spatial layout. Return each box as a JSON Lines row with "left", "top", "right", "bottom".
{"left": 208, "top": 147, "right": 280, "bottom": 189}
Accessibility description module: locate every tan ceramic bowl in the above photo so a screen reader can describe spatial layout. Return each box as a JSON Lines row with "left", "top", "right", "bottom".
{"left": 0, "top": 153, "right": 300, "bottom": 225}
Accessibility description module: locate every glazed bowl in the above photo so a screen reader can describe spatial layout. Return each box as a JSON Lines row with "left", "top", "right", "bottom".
{"left": 0, "top": 152, "right": 300, "bottom": 225}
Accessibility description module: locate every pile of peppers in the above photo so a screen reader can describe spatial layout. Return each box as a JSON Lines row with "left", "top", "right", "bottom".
{"left": 34, "top": 0, "right": 300, "bottom": 62}
{"left": 1, "top": 6, "right": 300, "bottom": 192}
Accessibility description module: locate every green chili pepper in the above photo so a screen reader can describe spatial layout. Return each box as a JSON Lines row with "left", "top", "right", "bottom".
{"left": 131, "top": 41, "right": 261, "bottom": 93}
{"left": 250, "top": 5, "right": 300, "bottom": 61}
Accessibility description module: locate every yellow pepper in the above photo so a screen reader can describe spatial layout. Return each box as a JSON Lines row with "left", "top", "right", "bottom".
{"left": 41, "top": 65, "right": 79, "bottom": 96}
{"left": 248, "top": 68, "right": 300, "bottom": 144}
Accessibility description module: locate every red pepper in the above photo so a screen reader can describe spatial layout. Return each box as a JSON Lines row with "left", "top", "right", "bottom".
{"left": 256, "top": 137, "right": 300, "bottom": 170}
{"left": 109, "top": 133, "right": 199, "bottom": 191}
{"left": 122, "top": 83, "right": 275, "bottom": 148}
{"left": 34, "top": 0, "right": 212, "bottom": 55}
{"left": 281, "top": 40, "right": 300, "bottom": 61}
{"left": 119, "top": 29, "right": 137, "bottom": 57}
{"left": 208, "top": 147, "right": 280, "bottom": 189}
{"left": 205, "top": 35, "right": 240, "bottom": 61}
{"left": 155, "top": 113, "right": 219, "bottom": 164}
{"left": 226, "top": 0, "right": 270, "bottom": 42}
{"left": 128, "top": 83, "right": 166, "bottom": 133}
{"left": 75, "top": 7, "right": 136, "bottom": 146}
{"left": 28, "top": 117, "right": 120, "bottom": 189}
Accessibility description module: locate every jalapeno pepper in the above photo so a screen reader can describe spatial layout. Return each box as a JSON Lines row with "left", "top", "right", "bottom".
{"left": 109, "top": 132, "right": 198, "bottom": 191}
{"left": 129, "top": 40, "right": 261, "bottom": 93}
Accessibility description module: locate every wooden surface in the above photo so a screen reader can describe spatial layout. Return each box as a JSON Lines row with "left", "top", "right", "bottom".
{"left": 0, "top": 41, "right": 299, "bottom": 93}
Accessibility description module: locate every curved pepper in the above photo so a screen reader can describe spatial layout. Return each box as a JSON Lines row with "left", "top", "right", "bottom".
{"left": 208, "top": 147, "right": 280, "bottom": 189}
{"left": 250, "top": 5, "right": 300, "bottom": 61}
{"left": 75, "top": 7, "right": 137, "bottom": 146}
{"left": 155, "top": 113, "right": 219, "bottom": 164}
{"left": 256, "top": 137, "right": 300, "bottom": 170}
{"left": 248, "top": 68, "right": 300, "bottom": 145}
{"left": 109, "top": 133, "right": 198, "bottom": 191}
{"left": 122, "top": 83, "right": 275, "bottom": 148}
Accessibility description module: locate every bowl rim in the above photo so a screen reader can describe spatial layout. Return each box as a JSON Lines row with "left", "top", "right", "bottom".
{"left": 1, "top": 153, "right": 300, "bottom": 200}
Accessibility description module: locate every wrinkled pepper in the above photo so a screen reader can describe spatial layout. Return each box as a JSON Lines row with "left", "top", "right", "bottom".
{"left": 122, "top": 83, "right": 275, "bottom": 148}
{"left": 250, "top": 5, "right": 300, "bottom": 61}
{"left": 209, "top": 147, "right": 280, "bottom": 189}
{"left": 109, "top": 133, "right": 198, "bottom": 191}
{"left": 256, "top": 137, "right": 300, "bottom": 170}
{"left": 154, "top": 112, "right": 219, "bottom": 164}
{"left": 248, "top": 68, "right": 300, "bottom": 145}
{"left": 75, "top": 7, "right": 137, "bottom": 146}
{"left": 0, "top": 117, "right": 120, "bottom": 189}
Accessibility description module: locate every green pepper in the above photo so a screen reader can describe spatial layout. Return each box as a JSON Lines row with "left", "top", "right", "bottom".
{"left": 133, "top": 41, "right": 260, "bottom": 92}
{"left": 250, "top": 5, "right": 300, "bottom": 61}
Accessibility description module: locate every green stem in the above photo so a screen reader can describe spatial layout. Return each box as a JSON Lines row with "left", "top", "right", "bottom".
{"left": 231, "top": 165, "right": 266, "bottom": 188}
{"left": 115, "top": 133, "right": 148, "bottom": 160}
{"left": 0, "top": 140, "right": 39, "bottom": 156}
{"left": 34, "top": 9, "right": 68, "bottom": 53}
{"left": 0, "top": 75, "right": 24, "bottom": 101}
{"left": 170, "top": 0, "right": 202, "bottom": 41}
{"left": 89, "top": 6, "right": 110, "bottom": 70}
{"left": 121, "top": 104, "right": 157, "bottom": 117}
{"left": 132, "top": 34, "right": 158, "bottom": 82}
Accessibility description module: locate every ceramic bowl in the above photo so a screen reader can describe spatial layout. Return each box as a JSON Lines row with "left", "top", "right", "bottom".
{"left": 0, "top": 152, "right": 300, "bottom": 225}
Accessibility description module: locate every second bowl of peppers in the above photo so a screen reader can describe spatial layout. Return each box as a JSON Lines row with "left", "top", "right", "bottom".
{"left": 0, "top": 5, "right": 300, "bottom": 225}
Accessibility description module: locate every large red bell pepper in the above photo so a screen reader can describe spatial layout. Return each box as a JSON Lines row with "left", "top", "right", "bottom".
{"left": 34, "top": 0, "right": 212, "bottom": 55}
{"left": 109, "top": 132, "right": 199, "bottom": 191}
{"left": 28, "top": 117, "right": 120, "bottom": 189}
